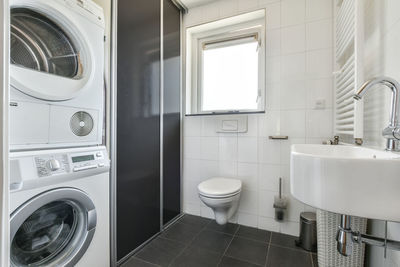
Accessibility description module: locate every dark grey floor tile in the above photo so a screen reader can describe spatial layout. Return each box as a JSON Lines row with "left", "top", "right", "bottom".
{"left": 270, "top": 232, "right": 302, "bottom": 251}
{"left": 179, "top": 214, "right": 211, "bottom": 227}
{"left": 191, "top": 230, "right": 233, "bottom": 253}
{"left": 266, "top": 245, "right": 313, "bottom": 267}
{"left": 170, "top": 246, "right": 223, "bottom": 267}
{"left": 218, "top": 256, "right": 262, "bottom": 267}
{"left": 135, "top": 237, "right": 186, "bottom": 267}
{"left": 312, "top": 253, "right": 318, "bottom": 267}
{"left": 206, "top": 221, "right": 239, "bottom": 235}
{"left": 225, "top": 237, "right": 268, "bottom": 266}
{"left": 235, "top": 225, "right": 271, "bottom": 243}
{"left": 121, "top": 257, "right": 160, "bottom": 267}
{"left": 161, "top": 222, "right": 203, "bottom": 244}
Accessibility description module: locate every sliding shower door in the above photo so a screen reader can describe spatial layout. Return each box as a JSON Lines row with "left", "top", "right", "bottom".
{"left": 162, "top": 0, "right": 181, "bottom": 225}
{"left": 116, "top": 0, "right": 161, "bottom": 261}
{"left": 113, "top": 0, "right": 182, "bottom": 263}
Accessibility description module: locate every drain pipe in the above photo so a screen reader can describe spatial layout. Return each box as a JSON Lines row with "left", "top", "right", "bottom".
{"left": 336, "top": 215, "right": 400, "bottom": 256}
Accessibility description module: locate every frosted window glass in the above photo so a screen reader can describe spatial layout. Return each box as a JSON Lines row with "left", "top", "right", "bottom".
{"left": 202, "top": 41, "right": 259, "bottom": 111}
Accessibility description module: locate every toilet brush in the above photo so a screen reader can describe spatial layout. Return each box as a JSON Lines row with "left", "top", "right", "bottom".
{"left": 273, "top": 178, "right": 287, "bottom": 221}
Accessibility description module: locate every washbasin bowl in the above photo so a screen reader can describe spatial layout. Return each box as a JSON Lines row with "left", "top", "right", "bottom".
{"left": 290, "top": 144, "right": 400, "bottom": 222}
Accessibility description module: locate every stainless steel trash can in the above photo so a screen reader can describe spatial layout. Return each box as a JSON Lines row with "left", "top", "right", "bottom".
{"left": 295, "top": 212, "right": 317, "bottom": 252}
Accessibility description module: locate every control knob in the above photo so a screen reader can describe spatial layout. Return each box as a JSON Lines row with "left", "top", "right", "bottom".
{"left": 47, "top": 159, "right": 61, "bottom": 171}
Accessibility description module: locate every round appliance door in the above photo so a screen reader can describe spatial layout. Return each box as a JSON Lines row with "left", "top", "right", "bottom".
{"left": 10, "top": 5, "right": 93, "bottom": 101}
{"left": 10, "top": 188, "right": 97, "bottom": 267}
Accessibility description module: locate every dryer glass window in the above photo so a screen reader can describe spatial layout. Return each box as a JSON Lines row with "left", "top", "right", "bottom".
{"left": 11, "top": 201, "right": 78, "bottom": 266}
{"left": 10, "top": 8, "right": 81, "bottom": 78}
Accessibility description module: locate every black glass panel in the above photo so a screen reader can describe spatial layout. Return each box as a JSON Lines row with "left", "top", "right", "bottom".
{"left": 163, "top": 0, "right": 181, "bottom": 225}
{"left": 117, "top": 0, "right": 161, "bottom": 261}
{"left": 11, "top": 201, "right": 78, "bottom": 266}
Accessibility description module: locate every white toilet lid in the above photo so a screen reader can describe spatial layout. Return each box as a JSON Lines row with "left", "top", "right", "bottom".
{"left": 198, "top": 177, "right": 242, "bottom": 198}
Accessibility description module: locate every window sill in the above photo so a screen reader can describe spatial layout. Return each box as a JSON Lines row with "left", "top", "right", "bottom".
{"left": 185, "top": 110, "right": 265, "bottom": 116}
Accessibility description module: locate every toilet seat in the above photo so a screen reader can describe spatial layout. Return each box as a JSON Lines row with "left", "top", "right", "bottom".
{"left": 198, "top": 177, "right": 242, "bottom": 199}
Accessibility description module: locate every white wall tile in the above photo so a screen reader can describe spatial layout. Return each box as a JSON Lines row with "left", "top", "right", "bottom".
{"left": 239, "top": 115, "right": 258, "bottom": 137}
{"left": 266, "top": 29, "right": 281, "bottom": 57}
{"left": 259, "top": 164, "right": 281, "bottom": 191}
{"left": 281, "top": 0, "right": 305, "bottom": 27}
{"left": 280, "top": 80, "right": 307, "bottom": 110}
{"left": 258, "top": 138, "right": 281, "bottom": 164}
{"left": 219, "top": 161, "right": 238, "bottom": 177}
{"left": 184, "top": 203, "right": 201, "bottom": 216}
{"left": 237, "top": 163, "right": 259, "bottom": 190}
{"left": 306, "top": 78, "right": 333, "bottom": 109}
{"left": 280, "top": 221, "right": 299, "bottom": 236}
{"left": 258, "top": 0, "right": 280, "bottom": 7}
{"left": 306, "top": 48, "right": 333, "bottom": 79}
{"left": 266, "top": 56, "right": 281, "bottom": 83}
{"left": 201, "top": 116, "right": 218, "bottom": 136}
{"left": 184, "top": 179, "right": 200, "bottom": 204}
{"left": 306, "top": 19, "right": 332, "bottom": 51}
{"left": 200, "top": 137, "right": 219, "bottom": 160}
{"left": 280, "top": 110, "right": 306, "bottom": 138}
{"left": 258, "top": 111, "right": 281, "bottom": 137}
{"left": 258, "top": 216, "right": 280, "bottom": 232}
{"left": 306, "top": 0, "right": 332, "bottom": 22}
{"left": 281, "top": 24, "right": 305, "bottom": 55}
{"left": 200, "top": 160, "right": 220, "bottom": 181}
{"left": 286, "top": 195, "right": 304, "bottom": 222}
{"left": 184, "top": 159, "right": 202, "bottom": 181}
{"left": 218, "top": 0, "right": 238, "bottom": 18}
{"left": 239, "top": 189, "right": 258, "bottom": 214}
{"left": 258, "top": 190, "right": 275, "bottom": 217}
{"left": 219, "top": 136, "right": 238, "bottom": 161}
{"left": 201, "top": 2, "right": 220, "bottom": 22}
{"left": 238, "top": 0, "right": 258, "bottom": 11}
{"left": 281, "top": 53, "right": 306, "bottom": 81}
{"left": 265, "top": 2, "right": 281, "bottom": 30}
{"left": 200, "top": 205, "right": 215, "bottom": 219}
{"left": 238, "top": 212, "right": 259, "bottom": 228}
{"left": 266, "top": 83, "right": 281, "bottom": 111}
{"left": 238, "top": 137, "right": 258, "bottom": 163}
{"left": 184, "top": 117, "right": 202, "bottom": 136}
{"left": 184, "top": 137, "right": 201, "bottom": 159}
{"left": 306, "top": 109, "right": 333, "bottom": 138}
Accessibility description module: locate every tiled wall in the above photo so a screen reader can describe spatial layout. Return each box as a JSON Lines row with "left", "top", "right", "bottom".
{"left": 362, "top": 1, "right": 400, "bottom": 266}
{"left": 182, "top": 0, "right": 333, "bottom": 236}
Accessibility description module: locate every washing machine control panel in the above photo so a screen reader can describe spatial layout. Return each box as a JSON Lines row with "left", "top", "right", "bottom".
{"left": 70, "top": 150, "right": 105, "bottom": 172}
{"left": 35, "top": 155, "right": 70, "bottom": 177}
{"left": 34, "top": 150, "right": 108, "bottom": 177}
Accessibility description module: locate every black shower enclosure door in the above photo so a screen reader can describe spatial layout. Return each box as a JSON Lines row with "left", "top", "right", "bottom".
{"left": 116, "top": 0, "right": 181, "bottom": 262}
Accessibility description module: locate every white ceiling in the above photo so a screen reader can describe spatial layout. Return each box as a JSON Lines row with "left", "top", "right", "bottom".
{"left": 180, "top": 0, "right": 217, "bottom": 9}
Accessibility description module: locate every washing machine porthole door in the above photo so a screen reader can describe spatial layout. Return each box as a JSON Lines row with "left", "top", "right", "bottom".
{"left": 10, "top": 188, "right": 97, "bottom": 267}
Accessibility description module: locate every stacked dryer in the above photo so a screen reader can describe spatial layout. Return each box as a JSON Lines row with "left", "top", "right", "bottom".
{"left": 10, "top": 0, "right": 105, "bottom": 151}
{"left": 8, "top": 0, "right": 110, "bottom": 266}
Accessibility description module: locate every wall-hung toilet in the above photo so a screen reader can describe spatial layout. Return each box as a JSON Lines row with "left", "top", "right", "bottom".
{"left": 198, "top": 177, "right": 242, "bottom": 225}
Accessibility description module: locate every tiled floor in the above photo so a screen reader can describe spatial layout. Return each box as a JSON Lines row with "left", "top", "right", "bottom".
{"left": 122, "top": 214, "right": 318, "bottom": 267}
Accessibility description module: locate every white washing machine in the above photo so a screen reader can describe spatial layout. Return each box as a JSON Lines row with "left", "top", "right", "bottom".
{"left": 9, "top": 0, "right": 105, "bottom": 151}
{"left": 9, "top": 146, "right": 110, "bottom": 266}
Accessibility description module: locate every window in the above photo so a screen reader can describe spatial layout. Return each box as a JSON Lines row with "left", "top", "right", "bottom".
{"left": 200, "top": 36, "right": 260, "bottom": 112}
{"left": 186, "top": 10, "right": 266, "bottom": 115}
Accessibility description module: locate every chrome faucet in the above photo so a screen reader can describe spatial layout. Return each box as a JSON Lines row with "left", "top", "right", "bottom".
{"left": 353, "top": 76, "right": 400, "bottom": 152}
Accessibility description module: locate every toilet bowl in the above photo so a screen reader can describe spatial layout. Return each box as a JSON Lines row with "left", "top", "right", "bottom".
{"left": 198, "top": 177, "right": 242, "bottom": 225}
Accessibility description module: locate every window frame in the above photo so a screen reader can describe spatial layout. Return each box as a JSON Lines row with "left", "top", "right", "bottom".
{"left": 189, "top": 17, "right": 266, "bottom": 115}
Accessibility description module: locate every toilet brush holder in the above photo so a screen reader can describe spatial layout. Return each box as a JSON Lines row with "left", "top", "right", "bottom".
{"left": 273, "top": 178, "right": 287, "bottom": 221}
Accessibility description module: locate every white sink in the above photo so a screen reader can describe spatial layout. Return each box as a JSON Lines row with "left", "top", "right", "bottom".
{"left": 290, "top": 144, "right": 400, "bottom": 222}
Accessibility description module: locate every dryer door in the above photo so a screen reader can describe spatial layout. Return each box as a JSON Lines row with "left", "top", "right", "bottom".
{"left": 10, "top": 6, "right": 94, "bottom": 101}
{"left": 10, "top": 188, "right": 97, "bottom": 267}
